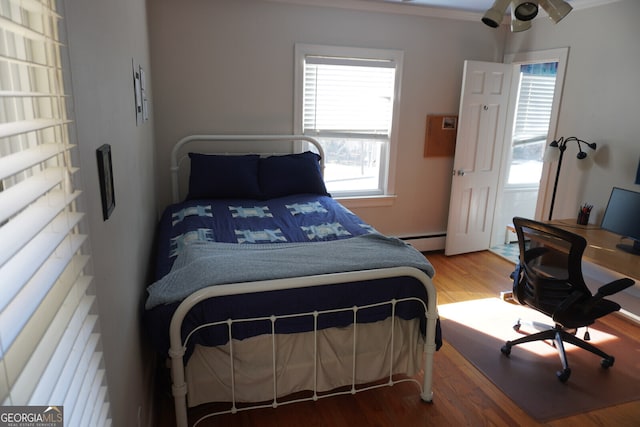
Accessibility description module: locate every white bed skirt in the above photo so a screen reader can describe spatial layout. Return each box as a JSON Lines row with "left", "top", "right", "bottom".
{"left": 185, "top": 317, "right": 424, "bottom": 406}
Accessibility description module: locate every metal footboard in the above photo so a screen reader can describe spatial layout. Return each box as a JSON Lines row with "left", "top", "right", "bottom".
{"left": 169, "top": 266, "right": 437, "bottom": 427}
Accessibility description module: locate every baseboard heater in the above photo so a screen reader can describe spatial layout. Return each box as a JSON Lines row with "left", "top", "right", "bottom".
{"left": 399, "top": 233, "right": 446, "bottom": 252}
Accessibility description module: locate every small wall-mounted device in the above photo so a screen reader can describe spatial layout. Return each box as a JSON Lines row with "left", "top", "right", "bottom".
{"left": 132, "top": 59, "right": 149, "bottom": 125}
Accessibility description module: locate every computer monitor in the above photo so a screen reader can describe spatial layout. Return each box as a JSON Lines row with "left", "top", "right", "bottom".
{"left": 600, "top": 187, "right": 640, "bottom": 255}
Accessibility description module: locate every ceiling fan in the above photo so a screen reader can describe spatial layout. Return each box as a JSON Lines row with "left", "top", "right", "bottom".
{"left": 393, "top": 0, "right": 573, "bottom": 32}
{"left": 482, "top": 0, "right": 572, "bottom": 32}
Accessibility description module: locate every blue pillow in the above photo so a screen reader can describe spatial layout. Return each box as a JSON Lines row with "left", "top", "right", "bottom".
{"left": 259, "top": 152, "right": 329, "bottom": 199}
{"left": 187, "top": 153, "right": 261, "bottom": 200}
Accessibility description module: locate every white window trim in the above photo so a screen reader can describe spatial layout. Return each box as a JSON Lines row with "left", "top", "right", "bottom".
{"left": 337, "top": 194, "right": 397, "bottom": 209}
{"left": 293, "top": 43, "right": 403, "bottom": 200}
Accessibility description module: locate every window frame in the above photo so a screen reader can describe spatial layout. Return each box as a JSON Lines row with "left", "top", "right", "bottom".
{"left": 294, "top": 43, "right": 403, "bottom": 200}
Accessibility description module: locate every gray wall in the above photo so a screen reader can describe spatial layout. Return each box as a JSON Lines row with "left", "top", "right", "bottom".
{"left": 507, "top": 0, "right": 640, "bottom": 222}
{"left": 62, "top": 0, "right": 157, "bottom": 425}
{"left": 147, "top": 0, "right": 505, "bottom": 237}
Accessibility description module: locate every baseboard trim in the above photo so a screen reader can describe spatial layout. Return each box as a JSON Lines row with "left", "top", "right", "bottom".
{"left": 399, "top": 233, "right": 446, "bottom": 252}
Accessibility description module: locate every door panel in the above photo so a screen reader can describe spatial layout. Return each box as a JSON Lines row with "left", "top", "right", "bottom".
{"left": 445, "top": 60, "right": 512, "bottom": 255}
{"left": 477, "top": 103, "right": 499, "bottom": 171}
{"left": 456, "top": 103, "right": 480, "bottom": 171}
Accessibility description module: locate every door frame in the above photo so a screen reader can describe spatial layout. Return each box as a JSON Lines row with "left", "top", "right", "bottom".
{"left": 490, "top": 48, "right": 570, "bottom": 248}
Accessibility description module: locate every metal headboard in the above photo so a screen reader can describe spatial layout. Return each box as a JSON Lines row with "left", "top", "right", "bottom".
{"left": 170, "top": 134, "right": 324, "bottom": 203}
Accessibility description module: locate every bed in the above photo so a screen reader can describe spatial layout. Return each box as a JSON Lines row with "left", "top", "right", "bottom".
{"left": 144, "top": 135, "right": 441, "bottom": 427}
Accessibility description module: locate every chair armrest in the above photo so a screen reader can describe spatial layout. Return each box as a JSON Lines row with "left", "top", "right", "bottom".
{"left": 581, "top": 278, "right": 635, "bottom": 314}
{"left": 596, "top": 278, "right": 635, "bottom": 298}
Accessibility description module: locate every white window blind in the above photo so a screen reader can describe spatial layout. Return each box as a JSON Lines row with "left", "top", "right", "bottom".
{"left": 297, "top": 46, "right": 401, "bottom": 197}
{"left": 0, "top": 1, "right": 111, "bottom": 426}
{"left": 512, "top": 73, "right": 556, "bottom": 142}
{"left": 302, "top": 57, "right": 395, "bottom": 138}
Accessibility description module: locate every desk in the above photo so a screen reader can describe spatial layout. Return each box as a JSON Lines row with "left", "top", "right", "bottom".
{"left": 549, "top": 219, "right": 640, "bottom": 281}
{"left": 503, "top": 219, "right": 640, "bottom": 322}
{"left": 547, "top": 219, "right": 640, "bottom": 322}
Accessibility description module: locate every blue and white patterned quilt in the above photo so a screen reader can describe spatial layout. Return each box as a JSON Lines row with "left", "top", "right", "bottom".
{"left": 154, "top": 194, "right": 376, "bottom": 279}
{"left": 145, "top": 194, "right": 440, "bottom": 360}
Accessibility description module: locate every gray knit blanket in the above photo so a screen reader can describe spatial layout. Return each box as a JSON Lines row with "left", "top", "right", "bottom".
{"left": 145, "top": 233, "right": 435, "bottom": 309}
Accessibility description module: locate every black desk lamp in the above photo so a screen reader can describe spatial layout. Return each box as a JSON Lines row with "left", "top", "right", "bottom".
{"left": 547, "top": 136, "right": 597, "bottom": 220}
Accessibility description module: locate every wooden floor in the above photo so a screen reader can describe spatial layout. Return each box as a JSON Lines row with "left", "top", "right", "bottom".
{"left": 154, "top": 250, "right": 640, "bottom": 426}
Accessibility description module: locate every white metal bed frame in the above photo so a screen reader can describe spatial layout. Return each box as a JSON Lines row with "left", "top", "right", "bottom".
{"left": 165, "top": 135, "right": 438, "bottom": 427}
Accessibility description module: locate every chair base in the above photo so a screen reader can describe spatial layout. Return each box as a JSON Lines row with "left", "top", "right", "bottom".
{"left": 500, "top": 325, "right": 616, "bottom": 382}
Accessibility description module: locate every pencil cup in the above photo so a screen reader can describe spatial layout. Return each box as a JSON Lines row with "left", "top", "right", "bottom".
{"left": 577, "top": 210, "right": 590, "bottom": 225}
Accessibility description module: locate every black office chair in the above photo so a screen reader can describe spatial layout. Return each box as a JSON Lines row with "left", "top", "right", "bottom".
{"left": 501, "top": 217, "right": 635, "bottom": 382}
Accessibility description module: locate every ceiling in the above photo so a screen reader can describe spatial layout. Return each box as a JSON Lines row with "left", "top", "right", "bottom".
{"left": 374, "top": 0, "right": 616, "bottom": 13}
{"left": 268, "top": 0, "right": 621, "bottom": 21}
{"left": 382, "top": 0, "right": 527, "bottom": 13}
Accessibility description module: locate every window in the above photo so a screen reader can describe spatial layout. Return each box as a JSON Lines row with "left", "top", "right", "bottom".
{"left": 507, "top": 62, "right": 557, "bottom": 186}
{"left": 295, "top": 44, "right": 403, "bottom": 198}
{"left": 0, "top": 1, "right": 111, "bottom": 425}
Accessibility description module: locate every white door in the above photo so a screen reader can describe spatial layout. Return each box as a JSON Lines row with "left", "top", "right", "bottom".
{"left": 445, "top": 60, "right": 512, "bottom": 255}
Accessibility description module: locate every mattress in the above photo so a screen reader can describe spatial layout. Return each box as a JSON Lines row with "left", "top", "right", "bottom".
{"left": 144, "top": 194, "right": 440, "bottom": 362}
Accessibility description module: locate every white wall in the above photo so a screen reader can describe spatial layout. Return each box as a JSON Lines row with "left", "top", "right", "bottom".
{"left": 62, "top": 0, "right": 157, "bottom": 425}
{"left": 506, "top": 0, "right": 640, "bottom": 223}
{"left": 148, "top": 0, "right": 506, "bottom": 236}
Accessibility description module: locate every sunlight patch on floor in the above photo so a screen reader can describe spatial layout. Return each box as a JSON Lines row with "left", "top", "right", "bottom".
{"left": 438, "top": 297, "right": 619, "bottom": 357}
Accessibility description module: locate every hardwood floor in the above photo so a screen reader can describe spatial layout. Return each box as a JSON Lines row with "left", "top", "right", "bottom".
{"left": 154, "top": 250, "right": 640, "bottom": 426}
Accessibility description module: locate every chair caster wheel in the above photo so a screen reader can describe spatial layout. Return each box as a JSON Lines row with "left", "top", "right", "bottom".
{"left": 556, "top": 368, "right": 571, "bottom": 383}
{"left": 601, "top": 356, "right": 615, "bottom": 369}
{"left": 501, "top": 343, "right": 512, "bottom": 356}
{"left": 513, "top": 322, "right": 521, "bottom": 332}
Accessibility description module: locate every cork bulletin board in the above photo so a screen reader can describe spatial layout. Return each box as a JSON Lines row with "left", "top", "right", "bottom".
{"left": 424, "top": 114, "right": 458, "bottom": 157}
